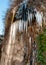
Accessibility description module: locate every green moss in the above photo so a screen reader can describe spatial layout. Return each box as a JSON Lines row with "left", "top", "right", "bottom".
{"left": 36, "top": 28, "right": 46, "bottom": 65}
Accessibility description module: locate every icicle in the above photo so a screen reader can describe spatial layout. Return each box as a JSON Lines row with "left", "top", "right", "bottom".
{"left": 12, "top": 22, "right": 19, "bottom": 42}
{"left": 23, "top": 21, "right": 28, "bottom": 32}
{"left": 26, "top": 21, "right": 28, "bottom": 32}
{"left": 23, "top": 21, "right": 25, "bottom": 31}
{"left": 18, "top": 20, "right": 23, "bottom": 32}
{"left": 35, "top": 11, "right": 43, "bottom": 27}
{"left": 29, "top": 37, "right": 31, "bottom": 44}
{"left": 18, "top": 20, "right": 28, "bottom": 32}
{"left": 28, "top": 11, "right": 33, "bottom": 25}
{"left": 29, "top": 37, "right": 32, "bottom": 50}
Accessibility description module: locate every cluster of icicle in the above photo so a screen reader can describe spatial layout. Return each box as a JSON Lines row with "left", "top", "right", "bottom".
{"left": 12, "top": 0, "right": 43, "bottom": 32}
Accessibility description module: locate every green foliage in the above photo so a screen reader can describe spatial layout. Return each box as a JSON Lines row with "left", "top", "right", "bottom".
{"left": 36, "top": 28, "right": 46, "bottom": 65}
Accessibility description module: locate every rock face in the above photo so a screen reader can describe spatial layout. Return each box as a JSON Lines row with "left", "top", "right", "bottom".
{"left": 0, "top": 35, "right": 4, "bottom": 44}
{"left": 0, "top": 0, "right": 46, "bottom": 65}
{"left": 0, "top": 35, "right": 4, "bottom": 59}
